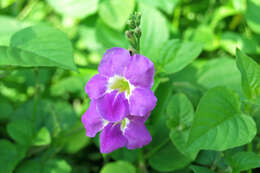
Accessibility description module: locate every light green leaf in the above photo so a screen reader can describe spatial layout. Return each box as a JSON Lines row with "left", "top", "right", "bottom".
{"left": 159, "top": 39, "right": 202, "bottom": 74}
{"left": 100, "top": 161, "right": 136, "bottom": 173}
{"left": 0, "top": 25, "right": 77, "bottom": 71}
{"left": 236, "top": 49, "right": 260, "bottom": 99}
{"left": 33, "top": 127, "right": 51, "bottom": 146}
{"left": 0, "top": 140, "right": 25, "bottom": 173}
{"left": 96, "top": 19, "right": 129, "bottom": 49}
{"left": 189, "top": 165, "right": 215, "bottom": 173}
{"left": 140, "top": 3, "right": 169, "bottom": 62}
{"left": 7, "top": 120, "right": 33, "bottom": 146}
{"left": 99, "top": 0, "right": 135, "bottom": 31}
{"left": 188, "top": 87, "right": 256, "bottom": 151}
{"left": 246, "top": 0, "right": 260, "bottom": 34}
{"left": 47, "top": 0, "right": 98, "bottom": 19}
{"left": 167, "top": 93, "right": 198, "bottom": 160}
{"left": 227, "top": 151, "right": 260, "bottom": 172}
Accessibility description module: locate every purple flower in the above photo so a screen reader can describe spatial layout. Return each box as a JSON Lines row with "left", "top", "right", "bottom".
{"left": 82, "top": 47, "right": 157, "bottom": 153}
{"left": 82, "top": 100, "right": 152, "bottom": 153}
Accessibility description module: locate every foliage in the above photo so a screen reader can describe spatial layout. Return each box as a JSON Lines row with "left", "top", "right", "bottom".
{"left": 0, "top": 0, "right": 260, "bottom": 173}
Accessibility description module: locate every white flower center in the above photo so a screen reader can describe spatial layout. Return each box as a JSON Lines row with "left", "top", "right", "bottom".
{"left": 106, "top": 75, "right": 135, "bottom": 99}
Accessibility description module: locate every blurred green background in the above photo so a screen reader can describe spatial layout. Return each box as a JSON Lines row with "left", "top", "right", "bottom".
{"left": 0, "top": 0, "right": 260, "bottom": 173}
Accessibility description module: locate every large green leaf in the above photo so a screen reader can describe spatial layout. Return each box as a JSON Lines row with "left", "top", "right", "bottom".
{"left": 0, "top": 140, "right": 25, "bottom": 173}
{"left": 226, "top": 151, "right": 260, "bottom": 172}
{"left": 167, "top": 93, "right": 198, "bottom": 160}
{"left": 7, "top": 119, "right": 33, "bottom": 147}
{"left": 100, "top": 161, "right": 136, "bottom": 173}
{"left": 246, "top": 0, "right": 260, "bottom": 34}
{"left": 140, "top": 3, "right": 169, "bottom": 62}
{"left": 158, "top": 39, "right": 202, "bottom": 74}
{"left": 0, "top": 25, "right": 77, "bottom": 71}
{"left": 188, "top": 87, "right": 256, "bottom": 151}
{"left": 46, "top": 0, "right": 98, "bottom": 19}
{"left": 99, "top": 0, "right": 135, "bottom": 31}
{"left": 236, "top": 49, "right": 260, "bottom": 99}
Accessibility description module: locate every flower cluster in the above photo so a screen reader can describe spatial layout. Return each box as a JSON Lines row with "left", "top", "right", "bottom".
{"left": 82, "top": 47, "right": 157, "bottom": 153}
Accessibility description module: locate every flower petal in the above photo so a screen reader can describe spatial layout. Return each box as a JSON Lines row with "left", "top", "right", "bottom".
{"left": 124, "top": 54, "right": 154, "bottom": 88}
{"left": 124, "top": 117, "right": 152, "bottom": 149}
{"left": 85, "top": 74, "right": 108, "bottom": 99}
{"left": 82, "top": 101, "right": 105, "bottom": 137}
{"left": 98, "top": 47, "right": 131, "bottom": 77}
{"left": 129, "top": 88, "right": 157, "bottom": 116}
{"left": 97, "top": 91, "right": 129, "bottom": 122}
{"left": 100, "top": 123, "right": 127, "bottom": 153}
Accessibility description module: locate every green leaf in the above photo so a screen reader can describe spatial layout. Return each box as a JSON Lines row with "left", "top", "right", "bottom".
{"left": 99, "top": 0, "right": 135, "bottom": 31}
{"left": 221, "top": 32, "right": 257, "bottom": 55}
{"left": 189, "top": 165, "right": 215, "bottom": 173}
{"left": 33, "top": 127, "right": 51, "bottom": 146}
{"left": 158, "top": 39, "right": 202, "bottom": 74}
{"left": 96, "top": 19, "right": 129, "bottom": 49}
{"left": 140, "top": 3, "right": 169, "bottom": 62}
{"left": 188, "top": 87, "right": 256, "bottom": 151}
{"left": 0, "top": 0, "right": 16, "bottom": 8}
{"left": 246, "top": 0, "right": 260, "bottom": 34}
{"left": 16, "top": 159, "right": 71, "bottom": 173}
{"left": 197, "top": 57, "right": 242, "bottom": 94}
{"left": 100, "top": 161, "right": 136, "bottom": 173}
{"left": 110, "top": 148, "right": 138, "bottom": 163}
{"left": 167, "top": 93, "right": 194, "bottom": 129}
{"left": 46, "top": 0, "right": 98, "bottom": 19}
{"left": 0, "top": 140, "right": 25, "bottom": 173}
{"left": 148, "top": 141, "right": 192, "bottom": 172}
{"left": 236, "top": 49, "right": 260, "bottom": 99}
{"left": 0, "top": 25, "right": 77, "bottom": 71}
{"left": 0, "top": 16, "right": 28, "bottom": 45}
{"left": 7, "top": 119, "right": 33, "bottom": 146}
{"left": 167, "top": 93, "right": 199, "bottom": 160}
{"left": 226, "top": 151, "right": 260, "bottom": 172}
{"left": 191, "top": 25, "right": 217, "bottom": 51}
{"left": 0, "top": 98, "right": 13, "bottom": 120}
{"left": 63, "top": 122, "right": 90, "bottom": 154}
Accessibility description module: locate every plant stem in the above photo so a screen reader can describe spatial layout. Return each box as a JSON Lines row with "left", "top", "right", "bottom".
{"left": 138, "top": 150, "right": 148, "bottom": 173}
{"left": 32, "top": 69, "right": 40, "bottom": 135}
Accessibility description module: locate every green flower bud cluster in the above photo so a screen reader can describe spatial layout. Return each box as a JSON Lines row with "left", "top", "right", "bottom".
{"left": 126, "top": 12, "right": 142, "bottom": 55}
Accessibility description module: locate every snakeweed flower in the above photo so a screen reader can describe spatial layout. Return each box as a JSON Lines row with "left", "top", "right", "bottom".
{"left": 82, "top": 47, "right": 157, "bottom": 153}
